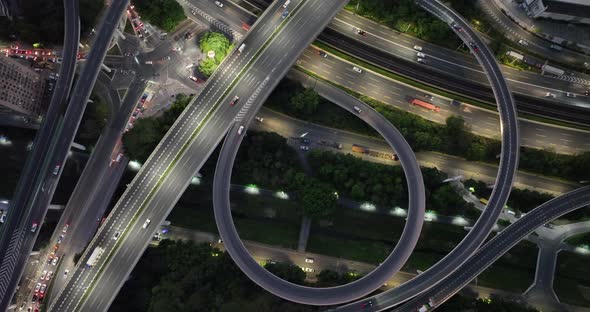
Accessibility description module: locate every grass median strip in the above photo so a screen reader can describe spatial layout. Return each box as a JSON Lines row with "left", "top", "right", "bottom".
{"left": 312, "top": 41, "right": 590, "bottom": 131}
{"left": 75, "top": 1, "right": 310, "bottom": 309}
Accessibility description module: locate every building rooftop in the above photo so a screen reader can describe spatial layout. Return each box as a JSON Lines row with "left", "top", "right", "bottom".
{"left": 545, "top": 0, "right": 590, "bottom": 18}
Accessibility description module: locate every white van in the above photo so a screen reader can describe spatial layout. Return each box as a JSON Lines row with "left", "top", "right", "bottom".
{"left": 283, "top": 0, "right": 291, "bottom": 8}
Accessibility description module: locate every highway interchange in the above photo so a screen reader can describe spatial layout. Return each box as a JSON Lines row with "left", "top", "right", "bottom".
{"left": 2, "top": 0, "right": 590, "bottom": 311}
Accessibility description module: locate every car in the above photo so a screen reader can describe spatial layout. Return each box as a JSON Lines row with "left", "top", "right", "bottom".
{"left": 46, "top": 271, "right": 52, "bottom": 280}
{"left": 0, "top": 214, "right": 6, "bottom": 223}
{"left": 451, "top": 22, "right": 462, "bottom": 32}
{"left": 255, "top": 116, "right": 264, "bottom": 122}
{"left": 34, "top": 283, "right": 41, "bottom": 292}
{"left": 518, "top": 39, "right": 529, "bottom": 46}
{"left": 305, "top": 258, "right": 314, "bottom": 263}
{"left": 144, "top": 60, "right": 152, "bottom": 65}
{"left": 113, "top": 231, "right": 121, "bottom": 240}
{"left": 47, "top": 256, "right": 53, "bottom": 265}
{"left": 183, "top": 31, "right": 192, "bottom": 40}
{"left": 361, "top": 300, "right": 374, "bottom": 308}
{"left": 215, "top": 0, "right": 223, "bottom": 8}
{"left": 53, "top": 243, "right": 59, "bottom": 251}
{"left": 353, "top": 106, "right": 362, "bottom": 113}
{"left": 31, "top": 222, "right": 38, "bottom": 232}
{"left": 230, "top": 95, "right": 240, "bottom": 106}
{"left": 31, "top": 294, "right": 37, "bottom": 303}
{"left": 545, "top": 92, "right": 556, "bottom": 98}
{"left": 356, "top": 29, "right": 367, "bottom": 36}
{"left": 52, "top": 164, "right": 60, "bottom": 175}
{"left": 40, "top": 284, "right": 46, "bottom": 294}
{"left": 64, "top": 269, "right": 69, "bottom": 277}
{"left": 352, "top": 66, "right": 362, "bottom": 73}
{"left": 19, "top": 303, "right": 26, "bottom": 310}
{"left": 469, "top": 41, "right": 479, "bottom": 51}
{"left": 161, "top": 56, "right": 171, "bottom": 61}
{"left": 52, "top": 256, "right": 59, "bottom": 266}
{"left": 189, "top": 75, "right": 198, "bottom": 82}
{"left": 142, "top": 219, "right": 151, "bottom": 229}
{"left": 281, "top": 10, "right": 289, "bottom": 19}
{"left": 303, "top": 267, "right": 315, "bottom": 273}
{"left": 191, "top": 9, "right": 196, "bottom": 15}
{"left": 237, "top": 126, "right": 245, "bottom": 135}
{"left": 565, "top": 92, "right": 576, "bottom": 98}
{"left": 283, "top": 0, "right": 291, "bottom": 8}
{"left": 413, "top": 45, "right": 423, "bottom": 51}
{"left": 62, "top": 224, "right": 69, "bottom": 233}
{"left": 416, "top": 52, "right": 426, "bottom": 58}
{"left": 172, "top": 47, "right": 182, "bottom": 52}
{"left": 585, "top": 90, "right": 589, "bottom": 96}
{"left": 40, "top": 270, "right": 47, "bottom": 280}
{"left": 299, "top": 145, "right": 309, "bottom": 151}
{"left": 27, "top": 307, "right": 32, "bottom": 312}
{"left": 417, "top": 58, "right": 425, "bottom": 64}
{"left": 317, "top": 50, "right": 327, "bottom": 58}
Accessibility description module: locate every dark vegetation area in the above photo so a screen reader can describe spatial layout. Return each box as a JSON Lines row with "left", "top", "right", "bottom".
{"left": 0, "top": 0, "right": 103, "bottom": 45}
{"left": 109, "top": 240, "right": 539, "bottom": 312}
{"left": 132, "top": 0, "right": 186, "bottom": 32}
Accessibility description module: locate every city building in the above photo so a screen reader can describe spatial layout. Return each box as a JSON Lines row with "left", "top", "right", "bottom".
{"left": 524, "top": 0, "right": 590, "bottom": 25}
{"left": 0, "top": 57, "right": 47, "bottom": 116}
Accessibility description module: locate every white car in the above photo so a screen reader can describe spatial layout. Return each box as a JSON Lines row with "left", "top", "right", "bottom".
{"left": 353, "top": 106, "right": 362, "bottom": 113}
{"left": 46, "top": 271, "right": 53, "bottom": 280}
{"left": 52, "top": 256, "right": 59, "bottom": 266}
{"left": 305, "top": 258, "right": 314, "bottom": 263}
{"left": 545, "top": 92, "right": 556, "bottom": 98}
{"left": 215, "top": 0, "right": 223, "bottom": 8}
{"left": 172, "top": 47, "right": 182, "bottom": 52}
{"left": 417, "top": 58, "right": 425, "bottom": 64}
{"left": 352, "top": 66, "right": 362, "bottom": 73}
{"left": 113, "top": 231, "right": 121, "bottom": 240}
{"left": 518, "top": 39, "right": 529, "bottom": 46}
{"left": 299, "top": 145, "right": 309, "bottom": 151}
{"left": 142, "top": 219, "right": 151, "bottom": 229}
{"left": 189, "top": 75, "right": 198, "bottom": 82}
{"left": 34, "top": 283, "right": 41, "bottom": 292}
{"left": 52, "top": 164, "right": 60, "bottom": 175}
{"left": 416, "top": 52, "right": 426, "bottom": 58}
{"left": 63, "top": 269, "right": 69, "bottom": 277}
{"left": 303, "top": 267, "right": 315, "bottom": 273}
{"left": 255, "top": 116, "right": 264, "bottom": 122}
{"left": 40, "top": 270, "right": 47, "bottom": 280}
{"left": 413, "top": 45, "right": 423, "bottom": 51}
{"left": 237, "top": 125, "right": 245, "bottom": 135}
{"left": 565, "top": 92, "right": 576, "bottom": 98}
{"left": 40, "top": 284, "right": 47, "bottom": 294}
{"left": 0, "top": 214, "right": 6, "bottom": 223}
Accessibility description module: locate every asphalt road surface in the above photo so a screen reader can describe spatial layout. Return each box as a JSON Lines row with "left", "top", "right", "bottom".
{"left": 213, "top": 43, "right": 425, "bottom": 304}
{"left": 47, "top": 1, "right": 342, "bottom": 310}
{"left": 0, "top": 0, "right": 79, "bottom": 309}
{"left": 395, "top": 186, "right": 590, "bottom": 312}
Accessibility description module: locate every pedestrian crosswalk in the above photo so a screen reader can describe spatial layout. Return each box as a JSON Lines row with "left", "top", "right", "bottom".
{"left": 182, "top": 0, "right": 243, "bottom": 42}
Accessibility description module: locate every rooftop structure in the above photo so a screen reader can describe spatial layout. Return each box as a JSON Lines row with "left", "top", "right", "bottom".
{"left": 0, "top": 57, "right": 48, "bottom": 116}
{"left": 524, "top": 0, "right": 590, "bottom": 24}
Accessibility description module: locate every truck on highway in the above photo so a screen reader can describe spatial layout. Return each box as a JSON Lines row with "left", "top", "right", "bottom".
{"left": 411, "top": 99, "right": 440, "bottom": 112}
{"left": 86, "top": 247, "right": 105, "bottom": 267}
{"left": 541, "top": 64, "right": 565, "bottom": 76}
{"left": 352, "top": 144, "right": 398, "bottom": 161}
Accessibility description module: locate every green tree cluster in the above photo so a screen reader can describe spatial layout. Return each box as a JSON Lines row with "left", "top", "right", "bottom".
{"left": 110, "top": 240, "right": 322, "bottom": 312}
{"left": 346, "top": 0, "right": 459, "bottom": 48}
{"left": 307, "top": 150, "right": 473, "bottom": 216}
{"left": 289, "top": 88, "right": 320, "bottom": 116}
{"left": 76, "top": 92, "right": 109, "bottom": 143}
{"left": 122, "top": 94, "right": 192, "bottom": 162}
{"left": 439, "top": 295, "right": 538, "bottom": 312}
{"left": 133, "top": 0, "right": 186, "bottom": 32}
{"left": 198, "top": 32, "right": 235, "bottom": 76}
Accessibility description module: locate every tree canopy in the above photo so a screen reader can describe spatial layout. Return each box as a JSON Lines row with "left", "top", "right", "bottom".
{"left": 133, "top": 0, "right": 186, "bottom": 32}
{"left": 198, "top": 32, "right": 234, "bottom": 76}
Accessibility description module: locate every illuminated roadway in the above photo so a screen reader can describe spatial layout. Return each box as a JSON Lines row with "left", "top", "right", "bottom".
{"left": 332, "top": 0, "right": 521, "bottom": 310}
{"left": 395, "top": 185, "right": 590, "bottom": 312}
{"left": 213, "top": 62, "right": 425, "bottom": 305}
{"left": 0, "top": 0, "right": 79, "bottom": 309}
{"left": 47, "top": 0, "right": 348, "bottom": 311}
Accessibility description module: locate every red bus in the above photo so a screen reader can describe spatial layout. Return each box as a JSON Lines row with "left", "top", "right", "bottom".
{"left": 411, "top": 99, "right": 440, "bottom": 112}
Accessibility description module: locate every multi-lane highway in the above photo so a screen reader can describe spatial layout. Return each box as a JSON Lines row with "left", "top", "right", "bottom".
{"left": 48, "top": 1, "right": 347, "bottom": 310}
{"left": 295, "top": 50, "right": 590, "bottom": 155}
{"left": 213, "top": 52, "right": 426, "bottom": 304}
{"left": 0, "top": 0, "right": 79, "bottom": 309}
{"left": 395, "top": 185, "right": 590, "bottom": 312}
{"left": 222, "top": 0, "right": 590, "bottom": 124}
{"left": 326, "top": 0, "right": 520, "bottom": 310}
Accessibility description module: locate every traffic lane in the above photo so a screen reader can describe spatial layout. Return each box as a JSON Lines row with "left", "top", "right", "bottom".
{"left": 298, "top": 48, "right": 589, "bottom": 154}
{"left": 395, "top": 186, "right": 590, "bottom": 311}
{"left": 79, "top": 100, "right": 240, "bottom": 310}
{"left": 254, "top": 107, "right": 578, "bottom": 196}
{"left": 182, "top": 0, "right": 248, "bottom": 39}
{"left": 50, "top": 2, "right": 290, "bottom": 307}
